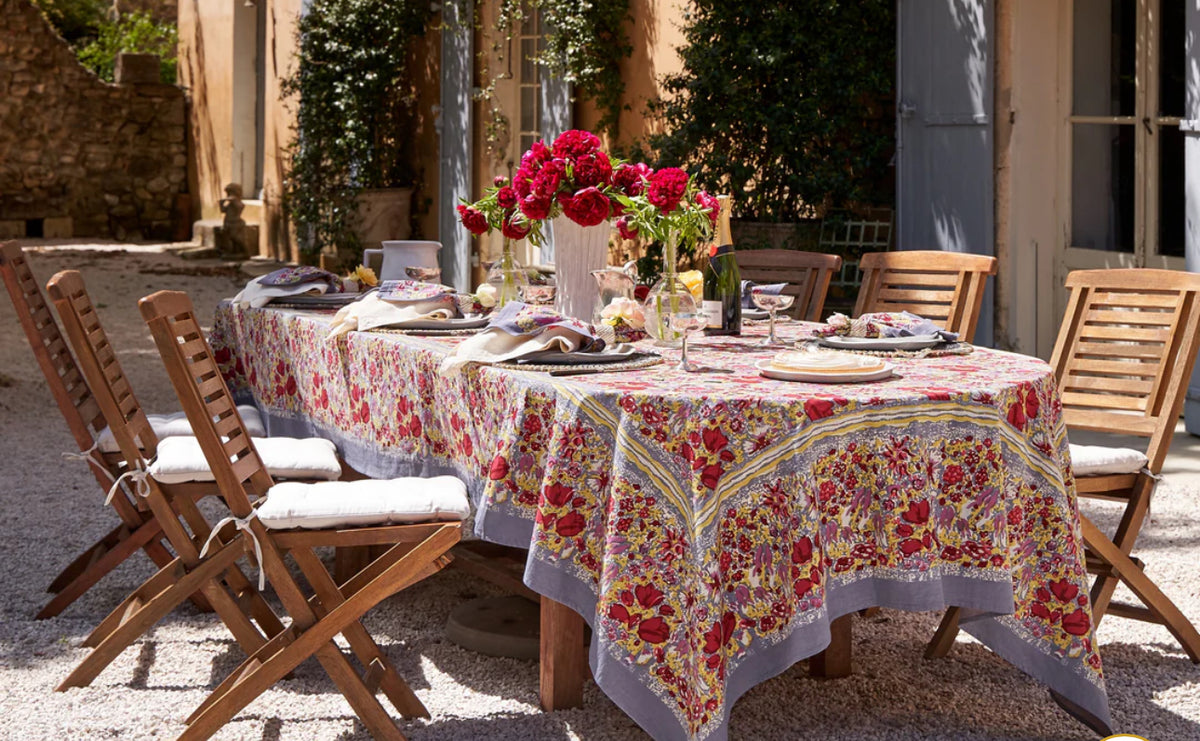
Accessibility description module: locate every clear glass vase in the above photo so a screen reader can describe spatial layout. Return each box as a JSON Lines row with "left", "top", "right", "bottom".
{"left": 485, "top": 238, "right": 529, "bottom": 308}
{"left": 642, "top": 230, "right": 688, "bottom": 346}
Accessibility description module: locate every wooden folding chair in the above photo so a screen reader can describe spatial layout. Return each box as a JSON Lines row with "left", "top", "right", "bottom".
{"left": 0, "top": 241, "right": 183, "bottom": 619}
{"left": 854, "top": 250, "right": 997, "bottom": 342}
{"left": 140, "top": 290, "right": 465, "bottom": 741}
{"left": 927, "top": 268, "right": 1200, "bottom": 663}
{"left": 736, "top": 249, "right": 843, "bottom": 321}
{"left": 46, "top": 270, "right": 290, "bottom": 690}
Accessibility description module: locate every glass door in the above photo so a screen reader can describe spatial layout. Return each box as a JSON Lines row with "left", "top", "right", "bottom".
{"left": 1063, "top": 0, "right": 1186, "bottom": 285}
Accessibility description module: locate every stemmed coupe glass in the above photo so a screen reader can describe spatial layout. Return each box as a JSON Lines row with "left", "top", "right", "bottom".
{"left": 751, "top": 286, "right": 795, "bottom": 346}
{"left": 666, "top": 292, "right": 708, "bottom": 372}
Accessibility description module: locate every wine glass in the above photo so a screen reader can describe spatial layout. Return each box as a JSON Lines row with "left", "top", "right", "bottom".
{"left": 751, "top": 287, "right": 796, "bottom": 346}
{"left": 666, "top": 293, "right": 708, "bottom": 372}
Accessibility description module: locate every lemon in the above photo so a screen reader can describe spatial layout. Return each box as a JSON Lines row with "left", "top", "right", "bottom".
{"left": 679, "top": 270, "right": 704, "bottom": 302}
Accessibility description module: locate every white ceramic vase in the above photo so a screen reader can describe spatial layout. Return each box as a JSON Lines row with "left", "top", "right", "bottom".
{"left": 551, "top": 217, "right": 611, "bottom": 321}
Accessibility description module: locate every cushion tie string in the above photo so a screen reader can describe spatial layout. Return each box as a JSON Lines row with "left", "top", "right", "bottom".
{"left": 104, "top": 458, "right": 154, "bottom": 506}
{"left": 62, "top": 438, "right": 116, "bottom": 484}
{"left": 200, "top": 513, "right": 265, "bottom": 590}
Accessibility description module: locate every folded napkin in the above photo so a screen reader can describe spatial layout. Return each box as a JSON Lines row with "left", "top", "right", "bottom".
{"left": 327, "top": 292, "right": 457, "bottom": 337}
{"left": 768, "top": 350, "right": 887, "bottom": 373}
{"left": 741, "top": 280, "right": 786, "bottom": 309}
{"left": 233, "top": 266, "right": 344, "bottom": 308}
{"left": 816, "top": 311, "right": 958, "bottom": 342}
{"left": 439, "top": 302, "right": 604, "bottom": 375}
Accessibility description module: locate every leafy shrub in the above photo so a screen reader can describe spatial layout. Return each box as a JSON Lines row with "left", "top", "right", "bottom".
{"left": 649, "top": 1, "right": 895, "bottom": 223}
{"left": 281, "top": 0, "right": 431, "bottom": 257}
{"left": 31, "top": 0, "right": 105, "bottom": 44}
{"left": 75, "top": 11, "right": 178, "bottom": 84}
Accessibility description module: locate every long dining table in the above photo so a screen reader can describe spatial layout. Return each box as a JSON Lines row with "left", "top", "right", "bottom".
{"left": 209, "top": 301, "right": 1111, "bottom": 741}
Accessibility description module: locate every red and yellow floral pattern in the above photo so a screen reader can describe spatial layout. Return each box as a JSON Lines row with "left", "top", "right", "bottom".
{"left": 211, "top": 305, "right": 1107, "bottom": 741}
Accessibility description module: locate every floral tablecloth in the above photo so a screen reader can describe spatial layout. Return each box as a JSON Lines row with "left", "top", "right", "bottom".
{"left": 210, "top": 304, "right": 1110, "bottom": 741}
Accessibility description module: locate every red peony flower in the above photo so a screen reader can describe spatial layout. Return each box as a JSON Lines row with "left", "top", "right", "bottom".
{"left": 520, "top": 194, "right": 553, "bottom": 221}
{"left": 562, "top": 187, "right": 611, "bottom": 227}
{"left": 457, "top": 204, "right": 489, "bottom": 235}
{"left": 493, "top": 175, "right": 509, "bottom": 187}
{"left": 513, "top": 164, "right": 535, "bottom": 198}
{"left": 551, "top": 129, "right": 602, "bottom": 159}
{"left": 496, "top": 187, "right": 518, "bottom": 209}
{"left": 523, "top": 138, "right": 552, "bottom": 167}
{"left": 573, "top": 151, "right": 613, "bottom": 189}
{"left": 501, "top": 213, "right": 531, "bottom": 240}
{"left": 647, "top": 167, "right": 689, "bottom": 213}
{"left": 533, "top": 159, "right": 566, "bottom": 197}
{"left": 696, "top": 190, "right": 720, "bottom": 229}
{"left": 616, "top": 216, "right": 638, "bottom": 240}
{"left": 613, "top": 162, "right": 652, "bottom": 196}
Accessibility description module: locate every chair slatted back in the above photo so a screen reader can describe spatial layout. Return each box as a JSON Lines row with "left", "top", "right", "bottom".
{"left": 0, "top": 242, "right": 106, "bottom": 451}
{"left": 46, "top": 271, "right": 159, "bottom": 465}
{"left": 139, "top": 290, "right": 270, "bottom": 518}
{"left": 854, "top": 250, "right": 997, "bottom": 342}
{"left": 735, "top": 249, "right": 843, "bottom": 322}
{"left": 1051, "top": 269, "right": 1200, "bottom": 473}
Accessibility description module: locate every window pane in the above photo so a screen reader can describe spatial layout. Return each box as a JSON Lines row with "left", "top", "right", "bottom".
{"left": 1160, "top": 0, "right": 1185, "bottom": 117}
{"left": 1073, "top": 0, "right": 1136, "bottom": 116}
{"left": 521, "top": 38, "right": 537, "bottom": 83}
{"left": 1072, "top": 123, "right": 1135, "bottom": 252}
{"left": 1158, "top": 125, "right": 1185, "bottom": 256}
{"left": 521, "top": 86, "right": 536, "bottom": 133}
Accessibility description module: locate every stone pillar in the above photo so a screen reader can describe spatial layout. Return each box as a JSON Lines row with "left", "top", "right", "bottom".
{"left": 114, "top": 53, "right": 161, "bottom": 85}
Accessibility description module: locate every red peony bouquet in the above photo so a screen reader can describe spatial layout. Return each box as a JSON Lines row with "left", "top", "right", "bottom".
{"left": 457, "top": 129, "right": 717, "bottom": 252}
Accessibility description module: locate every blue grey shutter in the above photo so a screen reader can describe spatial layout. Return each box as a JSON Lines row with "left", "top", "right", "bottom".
{"left": 1184, "top": 1, "right": 1200, "bottom": 432}
{"left": 535, "top": 42, "right": 573, "bottom": 265}
{"left": 897, "top": 0, "right": 995, "bottom": 346}
{"left": 439, "top": 1, "right": 473, "bottom": 292}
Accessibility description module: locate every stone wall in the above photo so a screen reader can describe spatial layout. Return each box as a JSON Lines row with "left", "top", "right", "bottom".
{"left": 0, "top": 0, "right": 187, "bottom": 240}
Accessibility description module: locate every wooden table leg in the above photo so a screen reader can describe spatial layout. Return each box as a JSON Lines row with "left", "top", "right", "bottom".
{"left": 809, "top": 614, "right": 852, "bottom": 678}
{"left": 540, "top": 595, "right": 586, "bottom": 710}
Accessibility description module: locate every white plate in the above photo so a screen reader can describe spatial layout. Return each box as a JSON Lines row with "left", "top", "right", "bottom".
{"left": 742, "top": 309, "right": 770, "bottom": 320}
{"left": 390, "top": 316, "right": 491, "bottom": 330}
{"left": 756, "top": 358, "right": 894, "bottom": 383}
{"left": 817, "top": 334, "right": 943, "bottom": 351}
{"left": 516, "top": 344, "right": 641, "bottom": 365}
{"left": 271, "top": 292, "right": 363, "bottom": 307}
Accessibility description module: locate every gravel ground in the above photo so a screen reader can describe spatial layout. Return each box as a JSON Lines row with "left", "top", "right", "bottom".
{"left": 1, "top": 241, "right": 1198, "bottom": 740}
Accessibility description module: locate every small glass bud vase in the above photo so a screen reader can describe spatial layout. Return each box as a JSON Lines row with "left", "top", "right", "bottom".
{"left": 486, "top": 238, "right": 529, "bottom": 308}
{"left": 641, "top": 229, "right": 688, "bottom": 346}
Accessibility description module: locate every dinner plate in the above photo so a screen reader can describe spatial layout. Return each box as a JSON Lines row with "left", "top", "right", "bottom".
{"left": 389, "top": 316, "right": 491, "bottom": 330}
{"left": 755, "top": 357, "right": 894, "bottom": 383}
{"left": 270, "top": 292, "right": 364, "bottom": 307}
{"left": 516, "top": 344, "right": 641, "bottom": 365}
{"left": 742, "top": 309, "right": 770, "bottom": 320}
{"left": 816, "top": 334, "right": 943, "bottom": 351}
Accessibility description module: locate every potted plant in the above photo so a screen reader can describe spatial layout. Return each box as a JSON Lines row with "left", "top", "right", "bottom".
{"left": 281, "top": 0, "right": 431, "bottom": 264}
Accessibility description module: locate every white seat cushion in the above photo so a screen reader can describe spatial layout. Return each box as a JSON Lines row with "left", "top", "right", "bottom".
{"left": 149, "top": 436, "right": 342, "bottom": 484}
{"left": 256, "top": 476, "right": 470, "bottom": 530}
{"left": 1069, "top": 443, "right": 1149, "bottom": 477}
{"left": 97, "top": 406, "right": 267, "bottom": 453}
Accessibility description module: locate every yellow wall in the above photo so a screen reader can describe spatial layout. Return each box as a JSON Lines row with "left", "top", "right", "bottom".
{"left": 183, "top": 1, "right": 688, "bottom": 262}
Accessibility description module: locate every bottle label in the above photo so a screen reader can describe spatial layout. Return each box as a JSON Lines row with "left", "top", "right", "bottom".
{"left": 703, "top": 300, "right": 723, "bottom": 328}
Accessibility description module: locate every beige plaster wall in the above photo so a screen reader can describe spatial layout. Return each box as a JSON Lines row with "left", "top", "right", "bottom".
{"left": 1002, "top": 0, "right": 1064, "bottom": 359}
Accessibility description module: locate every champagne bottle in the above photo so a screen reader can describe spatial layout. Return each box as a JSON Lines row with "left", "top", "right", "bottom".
{"left": 703, "top": 196, "right": 741, "bottom": 336}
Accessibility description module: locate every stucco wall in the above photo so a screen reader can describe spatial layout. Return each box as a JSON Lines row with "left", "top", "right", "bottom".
{"left": 0, "top": 0, "right": 187, "bottom": 240}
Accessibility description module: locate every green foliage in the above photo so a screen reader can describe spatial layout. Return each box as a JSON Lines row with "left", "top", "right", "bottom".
{"left": 534, "top": 0, "right": 632, "bottom": 138}
{"left": 75, "top": 11, "right": 178, "bottom": 84}
{"left": 649, "top": 1, "right": 895, "bottom": 223}
{"left": 30, "top": 0, "right": 105, "bottom": 44}
{"left": 281, "top": 0, "right": 431, "bottom": 256}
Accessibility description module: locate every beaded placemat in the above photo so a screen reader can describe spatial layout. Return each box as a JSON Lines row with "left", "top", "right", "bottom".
{"left": 492, "top": 353, "right": 664, "bottom": 374}
{"left": 795, "top": 340, "right": 975, "bottom": 359}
